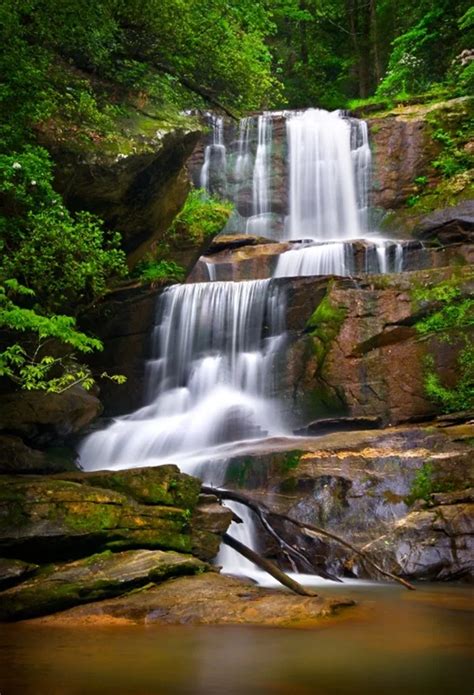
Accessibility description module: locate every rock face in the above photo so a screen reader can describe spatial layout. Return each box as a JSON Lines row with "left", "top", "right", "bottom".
{"left": 413, "top": 200, "right": 474, "bottom": 244}
{"left": 0, "top": 465, "right": 234, "bottom": 621}
{"left": 0, "top": 386, "right": 102, "bottom": 447}
{"left": 80, "top": 284, "right": 161, "bottom": 415}
{"left": 42, "top": 124, "right": 202, "bottom": 270}
{"left": 27, "top": 572, "right": 354, "bottom": 628}
{"left": 0, "top": 465, "right": 231, "bottom": 563}
{"left": 221, "top": 423, "right": 474, "bottom": 581}
{"left": 367, "top": 98, "right": 473, "bottom": 212}
{"left": 281, "top": 266, "right": 473, "bottom": 426}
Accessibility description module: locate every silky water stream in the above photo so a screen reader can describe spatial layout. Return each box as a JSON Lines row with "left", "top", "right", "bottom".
{"left": 2, "top": 108, "right": 471, "bottom": 695}
{"left": 79, "top": 108, "right": 408, "bottom": 578}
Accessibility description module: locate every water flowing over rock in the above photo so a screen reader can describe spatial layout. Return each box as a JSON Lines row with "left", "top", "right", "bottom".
{"left": 79, "top": 280, "right": 288, "bottom": 472}
{"left": 76, "top": 106, "right": 473, "bottom": 584}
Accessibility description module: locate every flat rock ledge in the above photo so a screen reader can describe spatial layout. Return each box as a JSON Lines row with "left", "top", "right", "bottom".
{"left": 26, "top": 572, "right": 355, "bottom": 628}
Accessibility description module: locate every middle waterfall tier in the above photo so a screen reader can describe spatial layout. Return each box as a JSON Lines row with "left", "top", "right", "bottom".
{"left": 79, "top": 280, "right": 289, "bottom": 472}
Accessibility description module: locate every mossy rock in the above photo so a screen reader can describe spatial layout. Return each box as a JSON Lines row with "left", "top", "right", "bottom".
{"left": 0, "top": 549, "right": 208, "bottom": 621}
{"left": 77, "top": 465, "right": 201, "bottom": 510}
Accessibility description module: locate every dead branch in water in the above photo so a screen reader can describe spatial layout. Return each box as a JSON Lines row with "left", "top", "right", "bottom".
{"left": 204, "top": 485, "right": 415, "bottom": 591}
{"left": 222, "top": 533, "right": 317, "bottom": 597}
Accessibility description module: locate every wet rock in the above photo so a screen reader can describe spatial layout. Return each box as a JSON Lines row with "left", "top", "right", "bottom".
{"left": 413, "top": 200, "right": 474, "bottom": 244}
{"left": 27, "top": 572, "right": 355, "bottom": 628}
{"left": 191, "top": 494, "right": 233, "bottom": 560}
{"left": 0, "top": 549, "right": 207, "bottom": 621}
{"left": 364, "top": 502, "right": 474, "bottom": 580}
{"left": 294, "top": 416, "right": 382, "bottom": 435}
{"left": 0, "top": 387, "right": 102, "bottom": 446}
{"left": 207, "top": 234, "right": 277, "bottom": 254}
{"left": 0, "top": 558, "right": 38, "bottom": 590}
{"left": 221, "top": 424, "right": 474, "bottom": 580}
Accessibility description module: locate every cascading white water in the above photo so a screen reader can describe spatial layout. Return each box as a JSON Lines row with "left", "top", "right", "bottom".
{"left": 200, "top": 114, "right": 226, "bottom": 193}
{"left": 80, "top": 280, "right": 288, "bottom": 474}
{"left": 234, "top": 116, "right": 252, "bottom": 182}
{"left": 286, "top": 109, "right": 365, "bottom": 240}
{"left": 81, "top": 107, "right": 408, "bottom": 581}
{"left": 246, "top": 114, "right": 273, "bottom": 236}
{"left": 274, "top": 242, "right": 350, "bottom": 278}
{"left": 351, "top": 118, "right": 371, "bottom": 232}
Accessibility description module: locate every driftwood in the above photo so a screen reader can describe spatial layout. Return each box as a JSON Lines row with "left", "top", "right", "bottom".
{"left": 204, "top": 485, "right": 415, "bottom": 591}
{"left": 222, "top": 534, "right": 317, "bottom": 597}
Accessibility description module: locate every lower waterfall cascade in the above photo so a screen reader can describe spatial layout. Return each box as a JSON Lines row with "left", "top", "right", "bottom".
{"left": 80, "top": 107, "right": 417, "bottom": 579}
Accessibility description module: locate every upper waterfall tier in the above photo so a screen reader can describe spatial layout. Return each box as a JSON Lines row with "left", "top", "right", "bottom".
{"left": 195, "top": 108, "right": 371, "bottom": 242}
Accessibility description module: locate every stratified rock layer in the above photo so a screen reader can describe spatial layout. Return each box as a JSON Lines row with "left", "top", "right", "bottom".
{"left": 26, "top": 572, "right": 355, "bottom": 628}
{"left": 221, "top": 421, "right": 474, "bottom": 581}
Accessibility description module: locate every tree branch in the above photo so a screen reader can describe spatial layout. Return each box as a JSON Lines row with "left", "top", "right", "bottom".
{"left": 204, "top": 486, "right": 415, "bottom": 591}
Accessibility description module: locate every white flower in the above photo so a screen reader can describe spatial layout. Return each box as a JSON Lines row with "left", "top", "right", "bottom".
{"left": 31, "top": 180, "right": 36, "bottom": 186}
{"left": 12, "top": 162, "right": 21, "bottom": 170}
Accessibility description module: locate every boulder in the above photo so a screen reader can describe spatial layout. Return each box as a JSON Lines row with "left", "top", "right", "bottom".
{"left": 0, "top": 386, "right": 102, "bottom": 445}
{"left": 27, "top": 572, "right": 355, "bottom": 628}
{"left": 80, "top": 285, "right": 160, "bottom": 415}
{"left": 41, "top": 123, "right": 202, "bottom": 271}
{"left": 0, "top": 465, "right": 230, "bottom": 563}
{"left": 413, "top": 200, "right": 474, "bottom": 244}
{"left": 0, "top": 435, "right": 78, "bottom": 475}
{"left": 364, "top": 499, "right": 474, "bottom": 580}
{"left": 0, "top": 549, "right": 207, "bottom": 621}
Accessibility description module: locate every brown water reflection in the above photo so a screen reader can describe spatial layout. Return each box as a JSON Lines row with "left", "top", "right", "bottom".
{"left": 0, "top": 583, "right": 472, "bottom": 695}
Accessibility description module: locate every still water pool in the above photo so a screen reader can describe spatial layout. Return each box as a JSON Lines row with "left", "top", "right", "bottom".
{"left": 0, "top": 582, "right": 472, "bottom": 695}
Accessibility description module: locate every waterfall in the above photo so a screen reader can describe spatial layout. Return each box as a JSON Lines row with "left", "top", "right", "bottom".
{"left": 80, "top": 280, "right": 288, "bottom": 474}
{"left": 286, "top": 109, "right": 365, "bottom": 240}
{"left": 246, "top": 114, "right": 273, "bottom": 236}
{"left": 274, "top": 241, "right": 351, "bottom": 277}
{"left": 200, "top": 114, "right": 226, "bottom": 194}
{"left": 234, "top": 116, "right": 252, "bottom": 182}
{"left": 80, "top": 107, "right": 409, "bottom": 580}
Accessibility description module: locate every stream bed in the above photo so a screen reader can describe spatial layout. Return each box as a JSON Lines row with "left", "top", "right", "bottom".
{"left": 0, "top": 582, "right": 472, "bottom": 694}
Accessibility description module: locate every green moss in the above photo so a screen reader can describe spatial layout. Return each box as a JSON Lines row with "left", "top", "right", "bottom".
{"left": 306, "top": 289, "right": 347, "bottom": 369}
{"left": 87, "top": 466, "right": 201, "bottom": 510}
{"left": 411, "top": 272, "right": 474, "bottom": 413}
{"left": 405, "top": 463, "right": 457, "bottom": 505}
{"left": 224, "top": 458, "right": 256, "bottom": 488}
{"left": 279, "top": 451, "right": 302, "bottom": 473}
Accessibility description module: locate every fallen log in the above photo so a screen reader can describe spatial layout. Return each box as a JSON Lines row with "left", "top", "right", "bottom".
{"left": 222, "top": 533, "right": 317, "bottom": 597}
{"left": 204, "top": 485, "right": 415, "bottom": 591}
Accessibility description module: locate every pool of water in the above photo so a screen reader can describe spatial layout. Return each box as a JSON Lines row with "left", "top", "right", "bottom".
{"left": 0, "top": 582, "right": 472, "bottom": 695}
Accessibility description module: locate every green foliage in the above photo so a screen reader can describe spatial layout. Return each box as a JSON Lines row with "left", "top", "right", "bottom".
{"left": 0, "top": 147, "right": 127, "bottom": 313}
{"left": 133, "top": 260, "right": 185, "bottom": 284}
{"left": 0, "top": 281, "right": 103, "bottom": 392}
{"left": 0, "top": 144, "right": 127, "bottom": 393}
{"left": 414, "top": 275, "right": 474, "bottom": 413}
{"left": 167, "top": 189, "right": 233, "bottom": 244}
{"left": 405, "top": 464, "right": 440, "bottom": 505}
{"left": 280, "top": 451, "right": 302, "bottom": 473}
